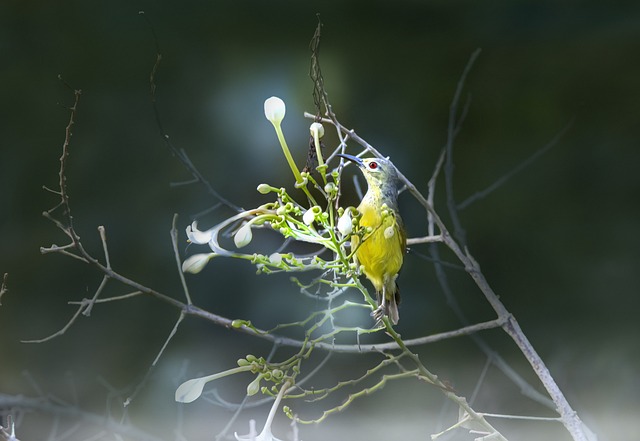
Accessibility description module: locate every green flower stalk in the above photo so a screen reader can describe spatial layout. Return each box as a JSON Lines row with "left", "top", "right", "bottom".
{"left": 264, "top": 97, "right": 303, "bottom": 185}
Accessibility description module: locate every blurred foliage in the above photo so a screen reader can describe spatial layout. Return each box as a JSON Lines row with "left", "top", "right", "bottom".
{"left": 1, "top": 1, "right": 639, "bottom": 440}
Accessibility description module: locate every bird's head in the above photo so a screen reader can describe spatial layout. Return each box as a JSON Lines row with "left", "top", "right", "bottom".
{"left": 337, "top": 154, "right": 399, "bottom": 189}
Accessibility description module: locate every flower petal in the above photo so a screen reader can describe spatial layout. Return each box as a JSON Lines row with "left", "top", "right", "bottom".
{"left": 264, "top": 96, "right": 286, "bottom": 125}
{"left": 187, "top": 222, "right": 215, "bottom": 245}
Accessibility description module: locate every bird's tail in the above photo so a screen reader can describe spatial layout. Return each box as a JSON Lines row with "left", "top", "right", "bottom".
{"left": 377, "top": 283, "right": 400, "bottom": 325}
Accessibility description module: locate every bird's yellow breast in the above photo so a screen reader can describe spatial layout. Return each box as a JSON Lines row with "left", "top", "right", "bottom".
{"left": 353, "top": 202, "right": 405, "bottom": 296}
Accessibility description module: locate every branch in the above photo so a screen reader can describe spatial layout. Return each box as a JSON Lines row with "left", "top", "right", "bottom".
{"left": 457, "top": 118, "right": 575, "bottom": 210}
{"left": 140, "top": 11, "right": 242, "bottom": 213}
{"left": 0, "top": 273, "right": 8, "bottom": 306}
{"left": 0, "top": 394, "right": 164, "bottom": 441}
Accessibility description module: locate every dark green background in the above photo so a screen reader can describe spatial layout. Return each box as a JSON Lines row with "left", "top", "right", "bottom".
{"left": 1, "top": 1, "right": 638, "bottom": 440}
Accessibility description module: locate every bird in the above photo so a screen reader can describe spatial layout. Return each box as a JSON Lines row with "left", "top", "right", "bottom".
{"left": 337, "top": 153, "right": 406, "bottom": 325}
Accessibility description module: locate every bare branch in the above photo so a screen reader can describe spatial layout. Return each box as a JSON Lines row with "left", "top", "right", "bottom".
{"left": 22, "top": 302, "right": 85, "bottom": 344}
{"left": 141, "top": 12, "right": 242, "bottom": 213}
{"left": 457, "top": 118, "right": 575, "bottom": 210}
{"left": 0, "top": 394, "right": 164, "bottom": 441}
{"left": 0, "top": 273, "right": 8, "bottom": 306}
{"left": 171, "top": 214, "right": 192, "bottom": 305}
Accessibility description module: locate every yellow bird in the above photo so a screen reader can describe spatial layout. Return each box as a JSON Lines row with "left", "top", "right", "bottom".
{"left": 338, "top": 154, "right": 407, "bottom": 325}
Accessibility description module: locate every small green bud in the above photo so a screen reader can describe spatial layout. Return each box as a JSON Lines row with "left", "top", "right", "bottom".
{"left": 257, "top": 183, "right": 272, "bottom": 194}
{"left": 246, "top": 354, "right": 257, "bottom": 362}
{"left": 231, "top": 320, "right": 245, "bottom": 328}
{"left": 237, "top": 358, "right": 250, "bottom": 367}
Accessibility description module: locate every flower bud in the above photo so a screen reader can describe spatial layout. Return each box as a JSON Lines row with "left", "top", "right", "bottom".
{"left": 303, "top": 206, "right": 322, "bottom": 225}
{"left": 182, "top": 253, "right": 216, "bottom": 274}
{"left": 310, "top": 122, "right": 324, "bottom": 138}
{"left": 257, "top": 183, "right": 272, "bottom": 194}
{"left": 264, "top": 96, "right": 286, "bottom": 126}
{"left": 233, "top": 224, "right": 253, "bottom": 248}
{"left": 246, "top": 375, "right": 262, "bottom": 396}
{"left": 324, "top": 182, "right": 336, "bottom": 194}
{"left": 337, "top": 210, "right": 353, "bottom": 236}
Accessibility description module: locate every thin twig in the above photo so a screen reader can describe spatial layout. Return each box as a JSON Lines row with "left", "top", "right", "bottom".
{"left": 457, "top": 118, "right": 575, "bottom": 210}
{"left": 124, "top": 312, "right": 186, "bottom": 407}
{"left": 171, "top": 213, "right": 192, "bottom": 305}
{"left": 444, "top": 48, "right": 482, "bottom": 246}
{"left": 22, "top": 303, "right": 85, "bottom": 344}
{"left": 0, "top": 273, "right": 8, "bottom": 306}
{"left": 0, "top": 394, "right": 164, "bottom": 441}
{"left": 141, "top": 12, "right": 242, "bottom": 213}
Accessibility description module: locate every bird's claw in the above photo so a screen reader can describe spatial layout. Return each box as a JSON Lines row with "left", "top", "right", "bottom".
{"left": 371, "top": 305, "right": 385, "bottom": 324}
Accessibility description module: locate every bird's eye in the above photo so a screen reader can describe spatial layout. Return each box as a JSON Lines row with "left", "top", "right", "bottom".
{"left": 368, "top": 162, "right": 378, "bottom": 170}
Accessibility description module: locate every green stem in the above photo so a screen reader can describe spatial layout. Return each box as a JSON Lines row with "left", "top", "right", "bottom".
{"left": 273, "top": 123, "right": 318, "bottom": 205}
{"left": 274, "top": 123, "right": 303, "bottom": 184}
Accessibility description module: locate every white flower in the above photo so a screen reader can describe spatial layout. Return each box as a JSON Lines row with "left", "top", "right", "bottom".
{"left": 234, "top": 224, "right": 253, "bottom": 248}
{"left": 186, "top": 221, "right": 215, "bottom": 245}
{"left": 264, "top": 96, "right": 286, "bottom": 126}
{"left": 337, "top": 210, "right": 353, "bottom": 236}
{"left": 235, "top": 381, "right": 291, "bottom": 441}
{"left": 182, "top": 253, "right": 216, "bottom": 274}
{"left": 175, "top": 366, "right": 253, "bottom": 403}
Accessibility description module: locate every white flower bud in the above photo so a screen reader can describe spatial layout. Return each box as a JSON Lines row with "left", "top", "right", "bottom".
{"left": 309, "top": 122, "right": 324, "bottom": 138}
{"left": 182, "top": 253, "right": 216, "bottom": 274}
{"left": 264, "top": 96, "right": 286, "bottom": 126}
{"left": 175, "top": 377, "right": 208, "bottom": 403}
{"left": 234, "top": 224, "right": 253, "bottom": 248}
{"left": 246, "top": 375, "right": 262, "bottom": 396}
{"left": 303, "top": 206, "right": 321, "bottom": 225}
{"left": 337, "top": 210, "right": 353, "bottom": 236}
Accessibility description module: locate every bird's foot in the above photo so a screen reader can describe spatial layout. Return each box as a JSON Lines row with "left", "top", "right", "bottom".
{"left": 371, "top": 305, "right": 386, "bottom": 325}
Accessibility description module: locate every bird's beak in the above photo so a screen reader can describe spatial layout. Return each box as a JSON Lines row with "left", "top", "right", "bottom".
{"left": 336, "top": 153, "right": 364, "bottom": 167}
